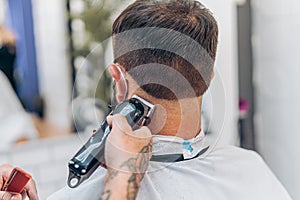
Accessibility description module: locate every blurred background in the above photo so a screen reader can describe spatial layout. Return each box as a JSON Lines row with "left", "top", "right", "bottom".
{"left": 0, "top": 0, "right": 299, "bottom": 199}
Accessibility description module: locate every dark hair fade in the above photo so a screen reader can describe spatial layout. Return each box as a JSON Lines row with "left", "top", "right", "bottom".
{"left": 112, "top": 0, "right": 219, "bottom": 100}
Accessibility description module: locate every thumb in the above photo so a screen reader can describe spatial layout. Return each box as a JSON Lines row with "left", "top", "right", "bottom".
{"left": 132, "top": 126, "right": 152, "bottom": 139}
{"left": 107, "top": 114, "right": 132, "bottom": 135}
{"left": 0, "top": 191, "right": 22, "bottom": 200}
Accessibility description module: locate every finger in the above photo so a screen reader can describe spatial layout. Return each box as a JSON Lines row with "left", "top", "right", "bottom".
{"left": 0, "top": 191, "right": 11, "bottom": 200}
{"left": 0, "top": 177, "right": 3, "bottom": 191}
{"left": 21, "top": 191, "right": 26, "bottom": 200}
{"left": 12, "top": 193, "right": 22, "bottom": 200}
{"left": 109, "top": 114, "right": 133, "bottom": 135}
{"left": 0, "top": 164, "right": 14, "bottom": 189}
{"left": 106, "top": 115, "right": 113, "bottom": 126}
{"left": 0, "top": 191, "right": 22, "bottom": 200}
{"left": 24, "top": 179, "right": 38, "bottom": 200}
{"left": 132, "top": 126, "right": 152, "bottom": 139}
{"left": 111, "top": 114, "right": 153, "bottom": 140}
{"left": 0, "top": 164, "right": 14, "bottom": 176}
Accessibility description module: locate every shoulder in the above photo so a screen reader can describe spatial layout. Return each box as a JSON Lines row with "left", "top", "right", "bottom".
{"left": 211, "top": 145, "right": 264, "bottom": 162}
{"left": 208, "top": 145, "right": 292, "bottom": 199}
{"left": 208, "top": 145, "right": 275, "bottom": 177}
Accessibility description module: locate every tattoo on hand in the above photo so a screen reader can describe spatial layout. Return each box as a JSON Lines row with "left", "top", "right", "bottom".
{"left": 101, "top": 189, "right": 111, "bottom": 200}
{"left": 101, "top": 144, "right": 151, "bottom": 200}
{"left": 123, "top": 145, "right": 151, "bottom": 200}
{"left": 107, "top": 169, "right": 119, "bottom": 180}
{"left": 126, "top": 173, "right": 139, "bottom": 200}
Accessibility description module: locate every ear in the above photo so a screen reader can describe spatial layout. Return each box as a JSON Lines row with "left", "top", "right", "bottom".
{"left": 109, "top": 64, "right": 121, "bottom": 81}
{"left": 109, "top": 64, "right": 127, "bottom": 102}
{"left": 211, "top": 70, "right": 215, "bottom": 80}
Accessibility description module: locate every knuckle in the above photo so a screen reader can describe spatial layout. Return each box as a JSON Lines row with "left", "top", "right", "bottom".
{"left": 0, "top": 191, "right": 12, "bottom": 200}
{"left": 31, "top": 178, "right": 36, "bottom": 185}
{"left": 112, "top": 114, "right": 125, "bottom": 121}
{"left": 132, "top": 127, "right": 152, "bottom": 139}
{"left": 140, "top": 126, "right": 152, "bottom": 135}
{"left": 12, "top": 194, "right": 22, "bottom": 200}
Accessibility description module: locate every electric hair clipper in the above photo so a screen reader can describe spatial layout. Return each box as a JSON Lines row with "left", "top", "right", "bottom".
{"left": 67, "top": 95, "right": 155, "bottom": 188}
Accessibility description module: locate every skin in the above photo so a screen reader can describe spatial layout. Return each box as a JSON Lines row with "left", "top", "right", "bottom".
{"left": 0, "top": 27, "right": 15, "bottom": 49}
{"left": 100, "top": 64, "right": 213, "bottom": 200}
{"left": 109, "top": 63, "right": 205, "bottom": 138}
{"left": 0, "top": 164, "right": 38, "bottom": 200}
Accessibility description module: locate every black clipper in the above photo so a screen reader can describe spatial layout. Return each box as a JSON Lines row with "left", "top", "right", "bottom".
{"left": 67, "top": 95, "right": 155, "bottom": 188}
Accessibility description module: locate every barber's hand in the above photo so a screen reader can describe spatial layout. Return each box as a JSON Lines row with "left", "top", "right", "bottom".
{"left": 0, "top": 164, "right": 38, "bottom": 200}
{"left": 101, "top": 114, "right": 152, "bottom": 200}
{"left": 105, "top": 114, "right": 152, "bottom": 173}
{"left": 0, "top": 191, "right": 21, "bottom": 200}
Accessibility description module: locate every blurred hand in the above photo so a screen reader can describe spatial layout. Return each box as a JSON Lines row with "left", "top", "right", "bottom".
{"left": 0, "top": 164, "right": 38, "bottom": 200}
{"left": 0, "top": 191, "right": 21, "bottom": 200}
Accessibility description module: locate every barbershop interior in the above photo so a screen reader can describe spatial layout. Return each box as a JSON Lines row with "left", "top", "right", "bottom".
{"left": 0, "top": 0, "right": 299, "bottom": 199}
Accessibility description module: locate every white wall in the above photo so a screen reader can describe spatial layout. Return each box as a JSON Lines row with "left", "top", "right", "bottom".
{"left": 0, "top": 0, "right": 6, "bottom": 25}
{"left": 31, "top": 0, "right": 72, "bottom": 130}
{"left": 252, "top": 0, "right": 300, "bottom": 199}
{"left": 200, "top": 0, "right": 240, "bottom": 146}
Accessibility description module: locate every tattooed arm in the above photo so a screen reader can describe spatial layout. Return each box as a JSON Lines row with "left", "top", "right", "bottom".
{"left": 101, "top": 114, "right": 152, "bottom": 200}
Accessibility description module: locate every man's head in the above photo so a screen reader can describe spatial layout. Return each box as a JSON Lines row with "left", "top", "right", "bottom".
{"left": 109, "top": 0, "right": 219, "bottom": 137}
{"left": 111, "top": 0, "right": 218, "bottom": 101}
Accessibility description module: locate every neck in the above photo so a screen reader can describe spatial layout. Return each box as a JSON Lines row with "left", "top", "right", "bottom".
{"left": 133, "top": 91, "right": 202, "bottom": 140}
{"left": 125, "top": 76, "right": 202, "bottom": 139}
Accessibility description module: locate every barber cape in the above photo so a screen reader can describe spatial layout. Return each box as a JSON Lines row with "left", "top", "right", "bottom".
{"left": 48, "top": 131, "right": 291, "bottom": 200}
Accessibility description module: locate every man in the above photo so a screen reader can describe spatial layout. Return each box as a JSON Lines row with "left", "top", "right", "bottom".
{"left": 2, "top": 0, "right": 291, "bottom": 199}
{"left": 48, "top": 0, "right": 291, "bottom": 199}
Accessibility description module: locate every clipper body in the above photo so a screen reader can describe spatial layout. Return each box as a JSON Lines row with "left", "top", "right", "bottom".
{"left": 67, "top": 95, "right": 155, "bottom": 188}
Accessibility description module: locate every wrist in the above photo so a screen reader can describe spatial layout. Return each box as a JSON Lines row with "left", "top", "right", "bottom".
{"left": 102, "top": 169, "right": 143, "bottom": 200}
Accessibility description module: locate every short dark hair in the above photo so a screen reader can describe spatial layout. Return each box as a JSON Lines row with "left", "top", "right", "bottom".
{"left": 112, "top": 0, "right": 219, "bottom": 100}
